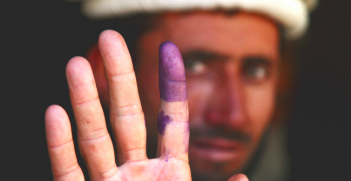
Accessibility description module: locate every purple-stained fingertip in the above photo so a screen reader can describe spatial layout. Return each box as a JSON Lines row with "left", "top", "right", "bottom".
{"left": 159, "top": 41, "right": 187, "bottom": 102}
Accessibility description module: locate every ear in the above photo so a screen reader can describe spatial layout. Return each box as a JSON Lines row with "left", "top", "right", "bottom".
{"left": 86, "top": 44, "right": 110, "bottom": 109}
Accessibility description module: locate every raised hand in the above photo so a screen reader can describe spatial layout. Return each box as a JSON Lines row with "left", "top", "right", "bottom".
{"left": 45, "top": 30, "right": 248, "bottom": 181}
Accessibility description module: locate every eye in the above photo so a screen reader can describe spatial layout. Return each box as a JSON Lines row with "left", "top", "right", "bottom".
{"left": 246, "top": 66, "right": 267, "bottom": 79}
{"left": 182, "top": 50, "right": 226, "bottom": 75}
{"left": 183, "top": 58, "right": 207, "bottom": 74}
{"left": 242, "top": 57, "right": 272, "bottom": 83}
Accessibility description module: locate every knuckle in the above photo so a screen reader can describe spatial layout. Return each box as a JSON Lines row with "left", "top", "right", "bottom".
{"left": 48, "top": 139, "right": 73, "bottom": 150}
{"left": 115, "top": 104, "right": 143, "bottom": 117}
{"left": 79, "top": 128, "right": 109, "bottom": 143}
{"left": 110, "top": 71, "right": 135, "bottom": 81}
{"left": 54, "top": 163, "right": 80, "bottom": 179}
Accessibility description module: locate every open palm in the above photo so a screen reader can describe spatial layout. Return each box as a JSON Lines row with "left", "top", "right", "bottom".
{"left": 45, "top": 30, "right": 248, "bottom": 181}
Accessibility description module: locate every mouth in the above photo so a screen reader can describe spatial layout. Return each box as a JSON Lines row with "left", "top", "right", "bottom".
{"left": 189, "top": 137, "right": 245, "bottom": 162}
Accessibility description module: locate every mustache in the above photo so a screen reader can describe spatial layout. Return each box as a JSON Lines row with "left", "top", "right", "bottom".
{"left": 190, "top": 128, "right": 252, "bottom": 144}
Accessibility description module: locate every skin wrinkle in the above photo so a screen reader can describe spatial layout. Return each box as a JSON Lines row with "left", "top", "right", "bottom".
{"left": 78, "top": 132, "right": 109, "bottom": 144}
{"left": 71, "top": 97, "right": 100, "bottom": 106}
{"left": 48, "top": 139, "right": 73, "bottom": 149}
{"left": 114, "top": 104, "right": 143, "bottom": 117}
{"left": 172, "top": 153, "right": 189, "bottom": 163}
{"left": 78, "top": 127, "right": 109, "bottom": 141}
{"left": 157, "top": 164, "right": 167, "bottom": 181}
{"left": 123, "top": 154, "right": 149, "bottom": 164}
{"left": 109, "top": 71, "right": 135, "bottom": 80}
{"left": 159, "top": 101, "right": 188, "bottom": 116}
{"left": 123, "top": 146, "right": 146, "bottom": 153}
{"left": 157, "top": 113, "right": 189, "bottom": 145}
{"left": 111, "top": 111, "right": 143, "bottom": 119}
{"left": 54, "top": 162, "right": 81, "bottom": 178}
{"left": 99, "top": 164, "right": 118, "bottom": 180}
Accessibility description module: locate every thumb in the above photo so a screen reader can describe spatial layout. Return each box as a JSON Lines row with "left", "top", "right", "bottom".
{"left": 227, "top": 174, "right": 249, "bottom": 181}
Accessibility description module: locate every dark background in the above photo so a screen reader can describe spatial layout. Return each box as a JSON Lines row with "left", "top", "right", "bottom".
{"left": 2, "top": 0, "right": 351, "bottom": 180}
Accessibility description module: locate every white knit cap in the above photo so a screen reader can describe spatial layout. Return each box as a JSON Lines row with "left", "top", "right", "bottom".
{"left": 70, "top": 0, "right": 318, "bottom": 39}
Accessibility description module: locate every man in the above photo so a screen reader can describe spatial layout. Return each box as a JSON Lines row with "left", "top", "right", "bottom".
{"left": 45, "top": 0, "right": 317, "bottom": 180}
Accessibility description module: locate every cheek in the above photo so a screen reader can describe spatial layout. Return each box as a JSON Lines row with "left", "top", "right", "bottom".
{"left": 187, "top": 78, "right": 214, "bottom": 126}
{"left": 245, "top": 83, "right": 276, "bottom": 140}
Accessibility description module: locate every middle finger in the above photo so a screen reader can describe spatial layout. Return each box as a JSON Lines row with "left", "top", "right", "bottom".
{"left": 98, "top": 30, "right": 147, "bottom": 164}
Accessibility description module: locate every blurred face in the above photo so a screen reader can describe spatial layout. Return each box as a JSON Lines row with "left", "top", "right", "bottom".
{"left": 88, "top": 10, "right": 280, "bottom": 181}
{"left": 136, "top": 11, "right": 280, "bottom": 180}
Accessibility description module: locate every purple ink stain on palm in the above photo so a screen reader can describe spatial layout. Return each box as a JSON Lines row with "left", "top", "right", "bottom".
{"left": 157, "top": 111, "right": 171, "bottom": 135}
{"left": 159, "top": 41, "right": 187, "bottom": 102}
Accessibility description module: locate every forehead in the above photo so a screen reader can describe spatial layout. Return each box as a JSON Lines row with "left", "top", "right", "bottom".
{"left": 149, "top": 11, "right": 280, "bottom": 60}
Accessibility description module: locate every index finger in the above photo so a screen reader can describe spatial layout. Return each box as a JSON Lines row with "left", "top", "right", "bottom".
{"left": 157, "top": 42, "right": 189, "bottom": 163}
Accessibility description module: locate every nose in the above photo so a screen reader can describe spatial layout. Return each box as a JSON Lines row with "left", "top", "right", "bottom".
{"left": 204, "top": 63, "right": 247, "bottom": 129}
